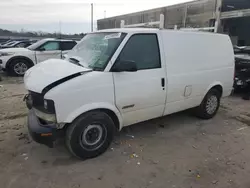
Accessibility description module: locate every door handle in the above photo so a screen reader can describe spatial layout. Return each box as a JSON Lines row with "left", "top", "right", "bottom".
{"left": 161, "top": 78, "right": 165, "bottom": 87}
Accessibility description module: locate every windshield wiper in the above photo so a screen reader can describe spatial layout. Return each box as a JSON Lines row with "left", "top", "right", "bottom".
{"left": 92, "top": 67, "right": 104, "bottom": 71}
{"left": 69, "top": 57, "right": 84, "bottom": 67}
{"left": 68, "top": 57, "right": 91, "bottom": 69}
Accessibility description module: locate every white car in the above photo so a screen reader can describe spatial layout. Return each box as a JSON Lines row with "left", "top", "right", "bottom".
{"left": 0, "top": 38, "right": 77, "bottom": 76}
{"left": 24, "top": 28, "right": 234, "bottom": 159}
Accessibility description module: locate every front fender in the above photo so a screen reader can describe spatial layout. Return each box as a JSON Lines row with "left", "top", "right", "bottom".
{"left": 62, "top": 102, "right": 123, "bottom": 129}
{"left": 6, "top": 55, "right": 35, "bottom": 69}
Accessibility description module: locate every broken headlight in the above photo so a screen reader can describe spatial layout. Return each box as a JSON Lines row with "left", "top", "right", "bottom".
{"left": 43, "top": 99, "right": 55, "bottom": 113}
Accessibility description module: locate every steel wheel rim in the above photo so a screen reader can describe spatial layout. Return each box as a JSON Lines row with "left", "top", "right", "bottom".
{"left": 14, "top": 62, "right": 28, "bottom": 75}
{"left": 80, "top": 124, "right": 104, "bottom": 148}
{"left": 206, "top": 95, "right": 218, "bottom": 114}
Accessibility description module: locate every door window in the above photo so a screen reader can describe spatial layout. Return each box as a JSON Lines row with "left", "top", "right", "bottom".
{"left": 117, "top": 34, "right": 161, "bottom": 70}
{"left": 61, "top": 41, "right": 77, "bottom": 51}
{"left": 39, "top": 41, "right": 60, "bottom": 51}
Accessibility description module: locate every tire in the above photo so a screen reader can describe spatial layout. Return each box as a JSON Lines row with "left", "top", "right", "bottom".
{"left": 66, "top": 111, "right": 115, "bottom": 160}
{"left": 8, "top": 59, "right": 32, "bottom": 76}
{"left": 196, "top": 89, "right": 221, "bottom": 119}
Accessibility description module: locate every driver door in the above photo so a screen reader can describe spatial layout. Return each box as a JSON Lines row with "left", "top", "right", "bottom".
{"left": 112, "top": 34, "right": 167, "bottom": 126}
{"left": 35, "top": 41, "right": 61, "bottom": 63}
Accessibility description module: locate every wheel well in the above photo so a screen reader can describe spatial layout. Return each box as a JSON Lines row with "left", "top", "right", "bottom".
{"left": 6, "top": 56, "right": 34, "bottom": 70}
{"left": 101, "top": 109, "right": 120, "bottom": 131}
{"left": 64, "top": 109, "right": 120, "bottom": 131}
{"left": 210, "top": 85, "right": 223, "bottom": 97}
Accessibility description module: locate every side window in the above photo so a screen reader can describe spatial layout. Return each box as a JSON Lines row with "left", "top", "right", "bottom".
{"left": 118, "top": 34, "right": 161, "bottom": 70}
{"left": 61, "top": 41, "right": 76, "bottom": 51}
{"left": 39, "top": 41, "right": 60, "bottom": 51}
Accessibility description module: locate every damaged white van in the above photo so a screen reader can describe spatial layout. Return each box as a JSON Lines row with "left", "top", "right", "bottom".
{"left": 24, "top": 28, "right": 234, "bottom": 159}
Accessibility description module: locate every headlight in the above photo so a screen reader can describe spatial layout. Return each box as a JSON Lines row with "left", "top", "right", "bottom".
{"left": 43, "top": 99, "right": 55, "bottom": 113}
{"left": 0, "top": 52, "right": 15, "bottom": 57}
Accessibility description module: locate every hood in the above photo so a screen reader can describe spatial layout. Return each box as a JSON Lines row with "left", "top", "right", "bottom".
{"left": 24, "top": 59, "right": 91, "bottom": 94}
{"left": 0, "top": 47, "right": 30, "bottom": 53}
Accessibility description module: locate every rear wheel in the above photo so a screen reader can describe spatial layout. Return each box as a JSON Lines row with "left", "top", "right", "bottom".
{"left": 8, "top": 59, "right": 32, "bottom": 76}
{"left": 196, "top": 89, "right": 221, "bottom": 119}
{"left": 66, "top": 111, "right": 115, "bottom": 160}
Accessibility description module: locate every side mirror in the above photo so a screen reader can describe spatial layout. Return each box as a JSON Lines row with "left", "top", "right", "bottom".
{"left": 38, "top": 47, "right": 45, "bottom": 51}
{"left": 112, "top": 60, "right": 137, "bottom": 72}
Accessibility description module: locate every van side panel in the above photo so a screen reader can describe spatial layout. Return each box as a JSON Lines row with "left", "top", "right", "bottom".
{"left": 161, "top": 30, "right": 234, "bottom": 115}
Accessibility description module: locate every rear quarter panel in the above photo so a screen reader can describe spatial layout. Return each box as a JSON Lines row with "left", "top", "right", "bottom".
{"left": 161, "top": 30, "right": 234, "bottom": 114}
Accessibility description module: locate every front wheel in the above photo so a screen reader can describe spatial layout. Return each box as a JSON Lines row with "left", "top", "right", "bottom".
{"left": 8, "top": 59, "right": 31, "bottom": 76}
{"left": 196, "top": 89, "right": 221, "bottom": 119}
{"left": 66, "top": 111, "right": 115, "bottom": 160}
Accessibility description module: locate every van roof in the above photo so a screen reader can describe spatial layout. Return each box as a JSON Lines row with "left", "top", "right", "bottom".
{"left": 97, "top": 28, "right": 226, "bottom": 37}
{"left": 43, "top": 38, "right": 75, "bottom": 42}
{"left": 97, "top": 28, "right": 159, "bottom": 33}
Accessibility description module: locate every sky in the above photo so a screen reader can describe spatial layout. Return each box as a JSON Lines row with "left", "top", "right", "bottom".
{"left": 0, "top": 0, "right": 190, "bottom": 34}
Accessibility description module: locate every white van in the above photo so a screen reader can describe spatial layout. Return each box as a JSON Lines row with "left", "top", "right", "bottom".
{"left": 24, "top": 28, "right": 234, "bottom": 159}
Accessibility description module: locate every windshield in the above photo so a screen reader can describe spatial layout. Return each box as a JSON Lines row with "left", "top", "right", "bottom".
{"left": 67, "top": 32, "right": 126, "bottom": 71}
{"left": 27, "top": 39, "right": 47, "bottom": 50}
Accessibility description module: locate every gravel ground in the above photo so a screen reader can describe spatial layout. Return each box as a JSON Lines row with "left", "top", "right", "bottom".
{"left": 1, "top": 73, "right": 250, "bottom": 188}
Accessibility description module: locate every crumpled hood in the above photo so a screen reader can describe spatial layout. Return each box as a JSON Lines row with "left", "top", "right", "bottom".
{"left": 24, "top": 59, "right": 91, "bottom": 93}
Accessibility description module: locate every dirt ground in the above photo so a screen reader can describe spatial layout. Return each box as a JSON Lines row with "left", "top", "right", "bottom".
{"left": 1, "top": 73, "right": 250, "bottom": 188}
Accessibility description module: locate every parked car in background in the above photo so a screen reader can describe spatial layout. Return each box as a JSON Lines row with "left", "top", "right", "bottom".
{"left": 0, "top": 41, "right": 16, "bottom": 48}
{"left": 0, "top": 40, "right": 35, "bottom": 49}
{"left": 233, "top": 45, "right": 250, "bottom": 91}
{"left": 0, "top": 39, "right": 30, "bottom": 46}
{"left": 234, "top": 46, "right": 250, "bottom": 55}
{"left": 234, "top": 55, "right": 250, "bottom": 91}
{"left": 23, "top": 29, "right": 234, "bottom": 159}
{"left": 0, "top": 39, "right": 11, "bottom": 45}
{"left": 0, "top": 38, "right": 77, "bottom": 76}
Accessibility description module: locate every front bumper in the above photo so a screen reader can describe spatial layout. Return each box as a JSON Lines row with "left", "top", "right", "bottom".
{"left": 28, "top": 109, "right": 57, "bottom": 148}
{"left": 0, "top": 56, "right": 10, "bottom": 69}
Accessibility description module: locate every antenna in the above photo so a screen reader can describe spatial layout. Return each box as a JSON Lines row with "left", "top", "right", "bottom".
{"left": 59, "top": 21, "right": 62, "bottom": 58}
{"left": 91, "top": 3, "right": 93, "bottom": 32}
{"left": 59, "top": 21, "right": 62, "bottom": 39}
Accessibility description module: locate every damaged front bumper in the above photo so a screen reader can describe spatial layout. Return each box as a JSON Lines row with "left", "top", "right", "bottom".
{"left": 27, "top": 109, "right": 57, "bottom": 148}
